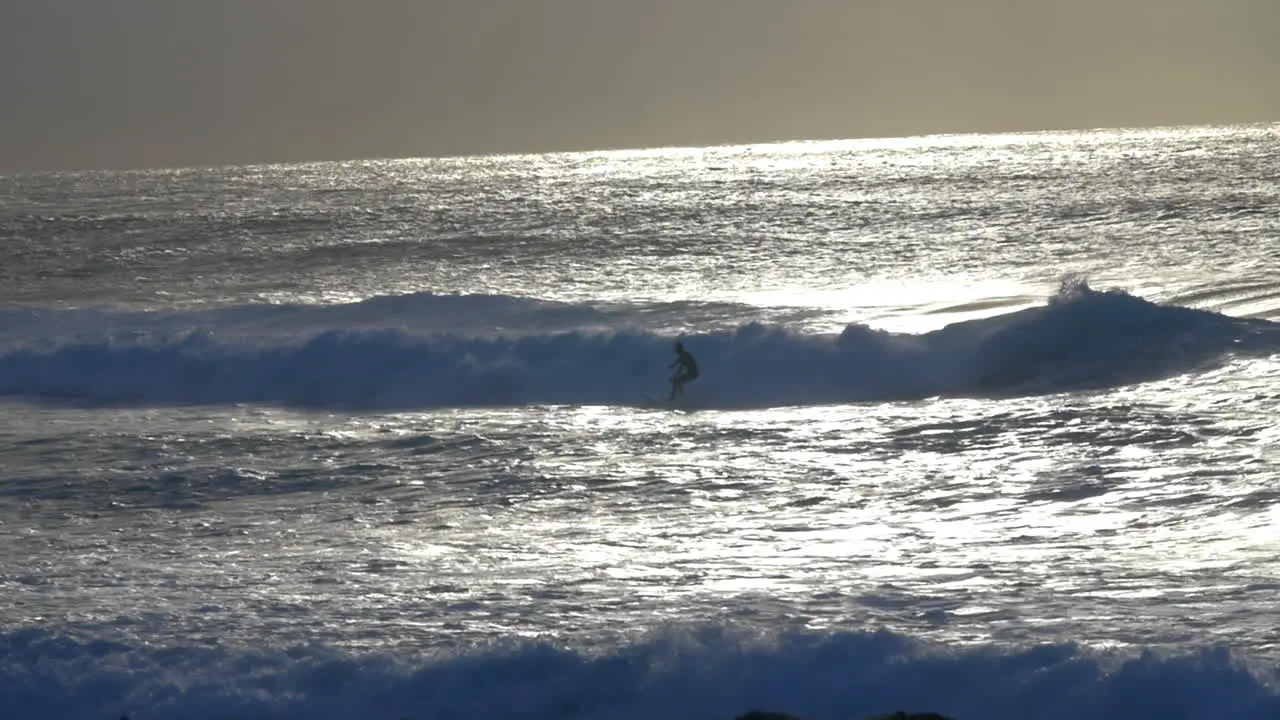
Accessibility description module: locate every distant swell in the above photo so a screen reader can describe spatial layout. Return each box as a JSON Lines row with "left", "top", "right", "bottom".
{"left": 1, "top": 284, "right": 1276, "bottom": 409}
{"left": 1, "top": 626, "right": 1277, "bottom": 720}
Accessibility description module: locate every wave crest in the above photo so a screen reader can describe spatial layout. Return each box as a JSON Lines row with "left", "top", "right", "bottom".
{"left": 2, "top": 626, "right": 1277, "bottom": 720}
{"left": 1, "top": 286, "right": 1275, "bottom": 409}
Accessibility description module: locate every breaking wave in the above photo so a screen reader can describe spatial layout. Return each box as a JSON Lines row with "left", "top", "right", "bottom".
{"left": 2, "top": 626, "right": 1276, "bottom": 720}
{"left": 1, "top": 284, "right": 1276, "bottom": 409}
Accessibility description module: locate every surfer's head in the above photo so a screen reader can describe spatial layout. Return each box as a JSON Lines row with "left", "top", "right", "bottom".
{"left": 675, "top": 341, "right": 684, "bottom": 352}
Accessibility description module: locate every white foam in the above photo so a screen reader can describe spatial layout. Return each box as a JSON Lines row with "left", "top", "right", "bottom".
{"left": 0, "top": 285, "right": 1274, "bottom": 409}
{"left": 1, "top": 626, "right": 1275, "bottom": 720}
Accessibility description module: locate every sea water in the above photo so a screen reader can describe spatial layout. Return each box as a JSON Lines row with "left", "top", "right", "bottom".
{"left": 1, "top": 125, "right": 1279, "bottom": 719}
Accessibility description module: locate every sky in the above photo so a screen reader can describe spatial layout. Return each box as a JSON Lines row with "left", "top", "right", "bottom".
{"left": 2, "top": 1, "right": 1278, "bottom": 171}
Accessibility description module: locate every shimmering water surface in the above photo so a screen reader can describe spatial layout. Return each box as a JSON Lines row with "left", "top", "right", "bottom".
{"left": 2, "top": 124, "right": 1279, "bottom": 719}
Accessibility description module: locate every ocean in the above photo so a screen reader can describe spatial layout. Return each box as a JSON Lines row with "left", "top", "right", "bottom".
{"left": 1, "top": 124, "right": 1278, "bottom": 719}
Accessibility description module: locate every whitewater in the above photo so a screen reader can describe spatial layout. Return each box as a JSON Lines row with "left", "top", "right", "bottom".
{"left": 1, "top": 124, "right": 1279, "bottom": 719}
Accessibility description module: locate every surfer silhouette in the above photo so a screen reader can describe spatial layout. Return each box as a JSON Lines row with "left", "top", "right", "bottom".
{"left": 668, "top": 341, "right": 699, "bottom": 401}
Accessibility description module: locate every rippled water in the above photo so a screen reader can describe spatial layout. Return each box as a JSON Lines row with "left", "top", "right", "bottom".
{"left": 2, "top": 124, "right": 1279, "bottom": 719}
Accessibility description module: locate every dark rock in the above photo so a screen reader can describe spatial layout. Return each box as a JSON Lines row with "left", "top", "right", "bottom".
{"left": 735, "top": 713, "right": 805, "bottom": 720}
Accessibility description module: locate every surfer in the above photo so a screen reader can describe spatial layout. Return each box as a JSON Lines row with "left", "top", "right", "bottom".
{"left": 668, "top": 341, "right": 699, "bottom": 401}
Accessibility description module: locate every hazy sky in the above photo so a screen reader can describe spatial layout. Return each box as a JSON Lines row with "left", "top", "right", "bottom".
{"left": 3, "top": 1, "right": 1278, "bottom": 170}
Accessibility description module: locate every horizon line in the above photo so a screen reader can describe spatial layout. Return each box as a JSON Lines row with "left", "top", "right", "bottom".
{"left": 3, "top": 120, "right": 1275, "bottom": 176}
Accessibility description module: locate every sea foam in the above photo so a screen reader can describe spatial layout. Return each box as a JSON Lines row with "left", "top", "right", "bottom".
{"left": 1, "top": 626, "right": 1276, "bottom": 720}
{"left": 1, "top": 285, "right": 1274, "bottom": 409}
